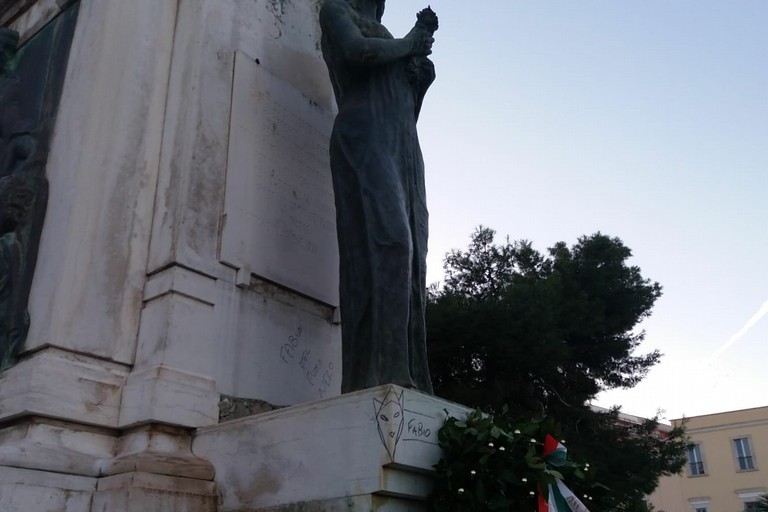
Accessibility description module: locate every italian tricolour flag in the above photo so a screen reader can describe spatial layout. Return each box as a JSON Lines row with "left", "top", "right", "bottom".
{"left": 537, "top": 435, "right": 590, "bottom": 512}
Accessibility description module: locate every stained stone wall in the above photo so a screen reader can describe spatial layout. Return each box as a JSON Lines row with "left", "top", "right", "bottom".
{"left": 131, "top": 0, "right": 341, "bottom": 415}
{"left": 0, "top": 3, "right": 78, "bottom": 370}
{"left": 1, "top": 0, "right": 345, "bottom": 509}
{"left": 2, "top": 0, "right": 341, "bottom": 430}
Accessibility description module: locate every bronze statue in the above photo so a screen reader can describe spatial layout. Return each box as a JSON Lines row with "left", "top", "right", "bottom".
{"left": 320, "top": 0, "right": 437, "bottom": 393}
{"left": 0, "top": 28, "right": 47, "bottom": 370}
{"left": 0, "top": 12, "right": 77, "bottom": 369}
{"left": 1, "top": 30, "right": 38, "bottom": 181}
{"left": 0, "top": 173, "right": 36, "bottom": 370}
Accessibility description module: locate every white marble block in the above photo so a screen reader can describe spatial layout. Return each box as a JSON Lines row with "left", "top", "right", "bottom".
{"left": 0, "top": 348, "right": 128, "bottom": 427}
{"left": 91, "top": 472, "right": 218, "bottom": 512}
{"left": 221, "top": 51, "right": 339, "bottom": 307}
{"left": 0, "top": 466, "right": 95, "bottom": 512}
{"left": 193, "top": 385, "right": 470, "bottom": 512}
{"left": 0, "top": 419, "right": 115, "bottom": 477}
{"left": 128, "top": 0, "right": 342, "bottom": 410}
{"left": 213, "top": 277, "right": 342, "bottom": 406}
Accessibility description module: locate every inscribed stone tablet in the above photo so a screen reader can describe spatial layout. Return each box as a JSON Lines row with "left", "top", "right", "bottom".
{"left": 221, "top": 51, "right": 339, "bottom": 306}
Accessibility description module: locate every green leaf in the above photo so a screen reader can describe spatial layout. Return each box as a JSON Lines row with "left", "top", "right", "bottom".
{"left": 546, "top": 469, "right": 564, "bottom": 480}
{"left": 488, "top": 496, "right": 511, "bottom": 510}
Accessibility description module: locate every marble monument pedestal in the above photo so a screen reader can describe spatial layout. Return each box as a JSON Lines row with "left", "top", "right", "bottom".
{"left": 0, "top": 0, "right": 461, "bottom": 510}
{"left": 195, "top": 385, "right": 469, "bottom": 512}
{"left": 0, "top": 382, "right": 468, "bottom": 512}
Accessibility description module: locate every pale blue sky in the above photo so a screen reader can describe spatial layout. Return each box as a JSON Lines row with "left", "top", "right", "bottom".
{"left": 383, "top": 1, "right": 768, "bottom": 421}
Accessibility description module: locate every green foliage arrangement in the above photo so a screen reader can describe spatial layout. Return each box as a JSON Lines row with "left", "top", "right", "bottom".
{"left": 430, "top": 408, "right": 600, "bottom": 512}
{"left": 427, "top": 227, "right": 689, "bottom": 510}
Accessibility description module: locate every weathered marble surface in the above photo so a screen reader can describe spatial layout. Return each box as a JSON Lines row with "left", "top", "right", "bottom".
{"left": 13, "top": 0, "right": 341, "bottom": 419}
{"left": 0, "top": 347, "right": 128, "bottom": 427}
{"left": 1, "top": 3, "right": 77, "bottom": 369}
{"left": 24, "top": 0, "right": 178, "bottom": 365}
{"left": 222, "top": 51, "right": 339, "bottom": 307}
{"left": 0, "top": 466, "right": 95, "bottom": 512}
{"left": 194, "top": 385, "right": 469, "bottom": 512}
{"left": 91, "top": 472, "right": 217, "bottom": 512}
{"left": 0, "top": 2, "right": 417, "bottom": 511}
{"left": 0, "top": 418, "right": 115, "bottom": 477}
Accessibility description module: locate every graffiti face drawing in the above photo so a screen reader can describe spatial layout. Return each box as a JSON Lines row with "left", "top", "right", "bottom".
{"left": 373, "top": 387, "right": 405, "bottom": 461}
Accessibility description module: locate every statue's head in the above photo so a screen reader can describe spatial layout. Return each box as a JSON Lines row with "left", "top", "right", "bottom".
{"left": 346, "top": 0, "right": 385, "bottom": 21}
{"left": 0, "top": 29, "right": 19, "bottom": 73}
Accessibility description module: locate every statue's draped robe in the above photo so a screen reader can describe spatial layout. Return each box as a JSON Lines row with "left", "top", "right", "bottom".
{"left": 0, "top": 231, "right": 27, "bottom": 369}
{"left": 322, "top": 11, "right": 433, "bottom": 393}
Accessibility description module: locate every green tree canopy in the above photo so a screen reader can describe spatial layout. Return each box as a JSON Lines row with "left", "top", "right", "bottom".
{"left": 427, "top": 227, "right": 686, "bottom": 510}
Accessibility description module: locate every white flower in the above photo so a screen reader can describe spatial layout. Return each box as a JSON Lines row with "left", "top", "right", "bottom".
{"left": 529, "top": 491, "right": 536, "bottom": 496}
{"left": 585, "top": 463, "right": 590, "bottom": 467}
{"left": 488, "top": 442, "right": 494, "bottom": 448}
{"left": 561, "top": 439, "right": 566, "bottom": 444}
{"left": 521, "top": 478, "right": 528, "bottom": 483}
{"left": 470, "top": 470, "right": 476, "bottom": 476}
{"left": 530, "top": 438, "right": 537, "bottom": 443}
{"left": 458, "top": 488, "right": 465, "bottom": 494}
{"left": 514, "top": 430, "right": 521, "bottom": 434}
{"left": 584, "top": 467, "right": 589, "bottom": 472}
{"left": 499, "top": 446, "right": 506, "bottom": 451}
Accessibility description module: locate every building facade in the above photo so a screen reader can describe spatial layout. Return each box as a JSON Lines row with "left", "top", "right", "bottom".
{"left": 651, "top": 406, "right": 768, "bottom": 512}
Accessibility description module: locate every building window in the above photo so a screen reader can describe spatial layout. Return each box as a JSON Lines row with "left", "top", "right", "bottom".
{"left": 687, "top": 443, "right": 706, "bottom": 476}
{"left": 737, "top": 489, "right": 765, "bottom": 512}
{"left": 734, "top": 437, "right": 756, "bottom": 471}
{"left": 689, "top": 498, "right": 709, "bottom": 512}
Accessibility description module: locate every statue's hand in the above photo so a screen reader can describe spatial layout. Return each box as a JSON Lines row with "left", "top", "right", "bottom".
{"left": 404, "top": 27, "right": 433, "bottom": 57}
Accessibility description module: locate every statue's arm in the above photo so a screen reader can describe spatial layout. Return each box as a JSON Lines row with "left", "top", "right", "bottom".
{"left": 320, "top": 0, "right": 431, "bottom": 66}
